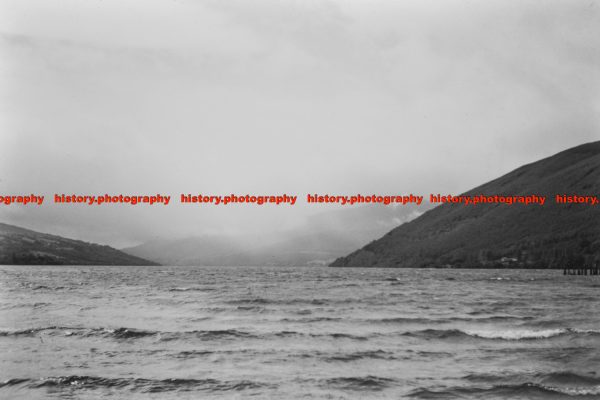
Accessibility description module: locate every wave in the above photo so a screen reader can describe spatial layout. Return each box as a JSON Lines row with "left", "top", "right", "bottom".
{"left": 324, "top": 350, "right": 395, "bottom": 362}
{"left": 273, "top": 330, "right": 302, "bottom": 338}
{"left": 413, "top": 350, "right": 453, "bottom": 358}
{"left": 7, "top": 325, "right": 598, "bottom": 343}
{"left": 0, "top": 302, "right": 56, "bottom": 310}
{"left": 311, "top": 332, "right": 370, "bottom": 341}
{"left": 293, "top": 309, "right": 312, "bottom": 315}
{"left": 226, "top": 297, "right": 330, "bottom": 306}
{"left": 466, "top": 328, "right": 569, "bottom": 340}
{"left": 0, "top": 326, "right": 252, "bottom": 340}
{"left": 0, "top": 326, "right": 80, "bottom": 337}
{"left": 279, "top": 317, "right": 343, "bottom": 323}
{"left": 362, "top": 315, "right": 533, "bottom": 325}
{"left": 172, "top": 349, "right": 265, "bottom": 359}
{"left": 464, "top": 370, "right": 600, "bottom": 386}
{"left": 408, "top": 382, "right": 600, "bottom": 398}
{"left": 0, "top": 376, "right": 273, "bottom": 392}
{"left": 26, "top": 285, "right": 66, "bottom": 291}
{"left": 407, "top": 370, "right": 600, "bottom": 398}
{"left": 226, "top": 296, "right": 377, "bottom": 307}
{"left": 226, "top": 298, "right": 272, "bottom": 305}
{"left": 467, "top": 302, "right": 526, "bottom": 314}
{"left": 0, "top": 327, "right": 158, "bottom": 339}
{"left": 449, "top": 315, "right": 535, "bottom": 322}
{"left": 168, "top": 287, "right": 215, "bottom": 292}
{"left": 402, "top": 327, "right": 600, "bottom": 341}
{"left": 104, "top": 327, "right": 160, "bottom": 339}
{"left": 0, "top": 326, "right": 374, "bottom": 342}
{"left": 236, "top": 305, "right": 266, "bottom": 311}
{"left": 373, "top": 316, "right": 530, "bottom": 324}
{"left": 373, "top": 317, "right": 438, "bottom": 324}
{"left": 160, "top": 329, "right": 255, "bottom": 341}
{"left": 270, "top": 331, "right": 371, "bottom": 341}
{"left": 172, "top": 350, "right": 218, "bottom": 359}
{"left": 324, "top": 376, "right": 397, "bottom": 391}
{"left": 543, "top": 372, "right": 600, "bottom": 387}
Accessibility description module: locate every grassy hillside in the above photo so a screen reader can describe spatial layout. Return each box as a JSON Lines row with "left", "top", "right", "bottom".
{"left": 331, "top": 141, "right": 600, "bottom": 268}
{"left": 0, "top": 223, "right": 158, "bottom": 266}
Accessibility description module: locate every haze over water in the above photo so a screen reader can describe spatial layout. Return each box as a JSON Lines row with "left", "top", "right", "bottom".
{"left": 1, "top": 265, "right": 600, "bottom": 399}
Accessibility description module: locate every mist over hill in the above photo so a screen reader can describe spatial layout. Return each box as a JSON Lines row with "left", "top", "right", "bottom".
{"left": 123, "top": 204, "right": 427, "bottom": 266}
{"left": 331, "top": 141, "right": 600, "bottom": 269}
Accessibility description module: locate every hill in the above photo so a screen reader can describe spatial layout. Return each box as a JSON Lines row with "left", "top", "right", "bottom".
{"left": 331, "top": 141, "right": 600, "bottom": 268}
{"left": 123, "top": 204, "right": 428, "bottom": 266}
{"left": 0, "top": 222, "right": 158, "bottom": 266}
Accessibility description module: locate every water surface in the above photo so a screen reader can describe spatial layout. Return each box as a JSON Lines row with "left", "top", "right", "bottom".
{"left": 1, "top": 266, "right": 599, "bottom": 399}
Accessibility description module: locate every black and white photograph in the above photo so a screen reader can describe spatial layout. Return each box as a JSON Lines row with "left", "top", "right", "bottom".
{"left": 1, "top": 0, "right": 599, "bottom": 398}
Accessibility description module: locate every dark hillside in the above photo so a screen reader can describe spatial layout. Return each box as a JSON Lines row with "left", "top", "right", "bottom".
{"left": 331, "top": 142, "right": 600, "bottom": 268}
{"left": 0, "top": 223, "right": 158, "bottom": 266}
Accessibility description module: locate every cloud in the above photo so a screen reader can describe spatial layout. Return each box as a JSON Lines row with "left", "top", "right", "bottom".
{"left": 0, "top": 0, "right": 598, "bottom": 246}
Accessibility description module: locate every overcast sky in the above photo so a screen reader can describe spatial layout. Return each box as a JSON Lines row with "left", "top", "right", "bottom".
{"left": 0, "top": 0, "right": 598, "bottom": 247}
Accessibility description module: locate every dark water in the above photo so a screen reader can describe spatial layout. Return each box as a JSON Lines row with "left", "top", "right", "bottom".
{"left": 1, "top": 266, "right": 600, "bottom": 399}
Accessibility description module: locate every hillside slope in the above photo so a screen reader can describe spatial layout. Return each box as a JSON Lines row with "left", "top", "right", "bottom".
{"left": 0, "top": 223, "right": 158, "bottom": 266}
{"left": 331, "top": 141, "right": 600, "bottom": 268}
